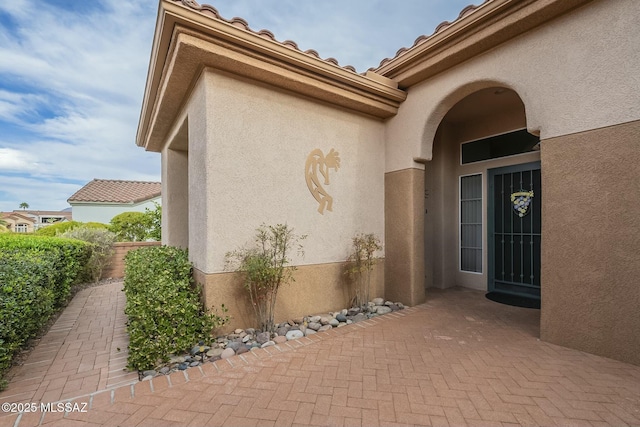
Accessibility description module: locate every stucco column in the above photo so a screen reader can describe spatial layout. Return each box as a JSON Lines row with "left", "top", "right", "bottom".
{"left": 384, "top": 168, "right": 426, "bottom": 306}
{"left": 161, "top": 146, "right": 189, "bottom": 248}
{"left": 184, "top": 77, "right": 215, "bottom": 273}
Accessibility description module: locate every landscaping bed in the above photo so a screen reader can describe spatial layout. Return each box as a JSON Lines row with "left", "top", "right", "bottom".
{"left": 138, "top": 298, "right": 405, "bottom": 380}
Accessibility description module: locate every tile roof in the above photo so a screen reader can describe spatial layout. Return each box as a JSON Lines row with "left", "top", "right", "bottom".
{"left": 372, "top": 0, "right": 491, "bottom": 71}
{"left": 170, "top": 0, "right": 490, "bottom": 75}
{"left": 170, "top": 0, "right": 359, "bottom": 74}
{"left": 67, "top": 179, "right": 161, "bottom": 204}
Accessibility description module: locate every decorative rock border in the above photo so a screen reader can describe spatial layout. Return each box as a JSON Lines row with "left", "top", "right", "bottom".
{"left": 140, "top": 298, "right": 407, "bottom": 380}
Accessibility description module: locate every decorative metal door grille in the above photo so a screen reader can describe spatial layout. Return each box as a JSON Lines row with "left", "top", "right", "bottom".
{"left": 488, "top": 162, "right": 541, "bottom": 299}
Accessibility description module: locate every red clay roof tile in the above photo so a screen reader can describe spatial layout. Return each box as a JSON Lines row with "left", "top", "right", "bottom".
{"left": 371, "top": 0, "right": 492, "bottom": 71}
{"left": 169, "top": 0, "right": 361, "bottom": 73}
{"left": 170, "top": 0, "right": 491, "bottom": 75}
{"left": 67, "top": 179, "right": 161, "bottom": 204}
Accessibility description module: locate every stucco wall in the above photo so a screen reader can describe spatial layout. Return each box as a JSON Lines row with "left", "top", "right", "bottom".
{"left": 170, "top": 69, "right": 388, "bottom": 329}
{"left": 385, "top": 0, "right": 640, "bottom": 173}
{"left": 188, "top": 70, "right": 386, "bottom": 274}
{"left": 71, "top": 197, "right": 161, "bottom": 224}
{"left": 540, "top": 120, "right": 640, "bottom": 366}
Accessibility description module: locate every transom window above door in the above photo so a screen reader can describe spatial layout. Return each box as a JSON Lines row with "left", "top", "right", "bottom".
{"left": 461, "top": 129, "right": 539, "bottom": 164}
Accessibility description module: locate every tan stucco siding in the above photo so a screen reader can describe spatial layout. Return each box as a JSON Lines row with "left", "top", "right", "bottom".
{"left": 540, "top": 120, "right": 640, "bottom": 366}
{"left": 386, "top": 0, "right": 640, "bottom": 173}
{"left": 195, "top": 261, "right": 384, "bottom": 333}
{"left": 191, "top": 70, "right": 385, "bottom": 273}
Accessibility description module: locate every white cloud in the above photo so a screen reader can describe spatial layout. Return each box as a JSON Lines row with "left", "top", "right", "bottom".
{"left": 0, "top": 148, "right": 38, "bottom": 171}
{"left": 0, "top": 90, "right": 47, "bottom": 122}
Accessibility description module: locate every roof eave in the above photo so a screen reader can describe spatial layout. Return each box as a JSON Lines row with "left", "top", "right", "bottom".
{"left": 136, "top": 0, "right": 407, "bottom": 153}
{"left": 375, "top": 0, "right": 595, "bottom": 88}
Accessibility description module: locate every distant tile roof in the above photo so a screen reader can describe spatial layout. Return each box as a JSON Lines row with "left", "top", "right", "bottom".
{"left": 19, "top": 210, "right": 73, "bottom": 218}
{"left": 1, "top": 211, "right": 35, "bottom": 223}
{"left": 67, "top": 179, "right": 161, "bottom": 204}
{"left": 170, "top": 0, "right": 491, "bottom": 74}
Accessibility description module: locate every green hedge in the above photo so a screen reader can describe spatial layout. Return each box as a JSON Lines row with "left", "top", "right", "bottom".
{"left": 0, "top": 234, "right": 91, "bottom": 385}
{"left": 0, "top": 251, "right": 56, "bottom": 373}
{"left": 124, "top": 246, "right": 227, "bottom": 371}
{"left": 0, "top": 234, "right": 90, "bottom": 305}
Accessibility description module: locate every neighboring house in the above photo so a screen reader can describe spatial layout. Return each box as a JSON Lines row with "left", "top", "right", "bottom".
{"left": 1, "top": 211, "right": 37, "bottom": 233}
{"left": 136, "top": 0, "right": 640, "bottom": 365}
{"left": 1, "top": 210, "right": 71, "bottom": 232}
{"left": 26, "top": 210, "right": 72, "bottom": 229}
{"left": 67, "top": 179, "right": 161, "bottom": 224}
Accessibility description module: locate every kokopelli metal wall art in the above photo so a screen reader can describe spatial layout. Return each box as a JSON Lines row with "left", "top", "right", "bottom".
{"left": 305, "top": 148, "right": 340, "bottom": 214}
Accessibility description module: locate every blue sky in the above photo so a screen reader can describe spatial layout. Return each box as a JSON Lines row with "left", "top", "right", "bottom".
{"left": 0, "top": 0, "right": 476, "bottom": 212}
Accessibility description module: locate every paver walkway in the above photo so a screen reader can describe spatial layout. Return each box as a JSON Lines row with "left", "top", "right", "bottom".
{"left": 2, "top": 286, "right": 640, "bottom": 427}
{"left": 0, "top": 281, "right": 138, "bottom": 407}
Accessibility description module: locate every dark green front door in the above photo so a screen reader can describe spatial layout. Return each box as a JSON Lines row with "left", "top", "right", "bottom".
{"left": 488, "top": 162, "right": 541, "bottom": 299}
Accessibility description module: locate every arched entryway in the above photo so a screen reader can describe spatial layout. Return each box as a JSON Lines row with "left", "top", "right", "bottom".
{"left": 424, "top": 86, "right": 541, "bottom": 304}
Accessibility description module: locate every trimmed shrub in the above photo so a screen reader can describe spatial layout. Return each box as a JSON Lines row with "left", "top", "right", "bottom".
{"left": 35, "top": 221, "right": 108, "bottom": 237}
{"left": 60, "top": 227, "right": 117, "bottom": 283}
{"left": 109, "top": 205, "right": 161, "bottom": 242}
{"left": 124, "top": 246, "right": 227, "bottom": 371}
{"left": 110, "top": 212, "right": 149, "bottom": 242}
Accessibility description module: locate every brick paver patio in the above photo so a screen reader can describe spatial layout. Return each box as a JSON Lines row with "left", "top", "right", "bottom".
{"left": 1, "top": 286, "right": 639, "bottom": 426}
{"left": 0, "top": 281, "right": 137, "bottom": 409}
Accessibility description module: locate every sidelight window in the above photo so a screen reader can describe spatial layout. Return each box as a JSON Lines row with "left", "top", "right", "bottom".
{"left": 460, "top": 174, "right": 482, "bottom": 273}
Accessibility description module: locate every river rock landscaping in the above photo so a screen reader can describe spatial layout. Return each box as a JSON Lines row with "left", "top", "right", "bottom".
{"left": 139, "top": 297, "right": 405, "bottom": 380}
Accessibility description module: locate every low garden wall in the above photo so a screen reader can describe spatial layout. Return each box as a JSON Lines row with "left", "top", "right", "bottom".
{"left": 102, "top": 241, "right": 161, "bottom": 279}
